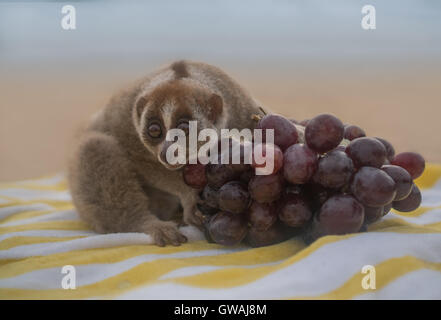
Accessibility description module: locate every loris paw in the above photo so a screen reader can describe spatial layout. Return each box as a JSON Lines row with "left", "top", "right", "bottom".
{"left": 144, "top": 220, "right": 187, "bottom": 247}
{"left": 183, "top": 209, "right": 204, "bottom": 229}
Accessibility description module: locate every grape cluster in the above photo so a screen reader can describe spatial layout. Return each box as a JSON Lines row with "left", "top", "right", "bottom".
{"left": 183, "top": 113, "right": 425, "bottom": 247}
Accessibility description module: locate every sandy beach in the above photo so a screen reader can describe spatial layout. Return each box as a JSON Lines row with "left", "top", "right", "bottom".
{"left": 1, "top": 1, "right": 440, "bottom": 181}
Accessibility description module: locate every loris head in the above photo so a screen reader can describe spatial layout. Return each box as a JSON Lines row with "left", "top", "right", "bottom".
{"left": 133, "top": 80, "right": 224, "bottom": 170}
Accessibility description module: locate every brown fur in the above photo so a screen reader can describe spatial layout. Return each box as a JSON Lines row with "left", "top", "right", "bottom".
{"left": 171, "top": 60, "right": 189, "bottom": 79}
{"left": 68, "top": 60, "right": 265, "bottom": 246}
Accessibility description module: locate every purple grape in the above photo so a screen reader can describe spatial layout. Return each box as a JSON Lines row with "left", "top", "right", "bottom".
{"left": 383, "top": 203, "right": 392, "bottom": 216}
{"left": 183, "top": 164, "right": 207, "bottom": 189}
{"left": 247, "top": 201, "right": 277, "bottom": 231}
{"left": 382, "top": 165, "right": 413, "bottom": 200}
{"left": 244, "top": 222, "right": 293, "bottom": 248}
{"left": 345, "top": 137, "right": 387, "bottom": 168}
{"left": 218, "top": 181, "right": 250, "bottom": 214}
{"left": 222, "top": 139, "right": 252, "bottom": 173}
{"left": 248, "top": 173, "right": 284, "bottom": 203}
{"left": 205, "top": 163, "right": 238, "bottom": 190}
{"left": 257, "top": 114, "right": 298, "bottom": 151}
{"left": 201, "top": 185, "right": 219, "bottom": 209}
{"left": 283, "top": 144, "right": 318, "bottom": 184}
{"left": 197, "top": 203, "right": 218, "bottom": 216}
{"left": 392, "top": 152, "right": 425, "bottom": 179}
{"left": 245, "top": 222, "right": 291, "bottom": 248}
{"left": 239, "top": 169, "right": 254, "bottom": 184}
{"left": 313, "top": 150, "right": 354, "bottom": 189}
{"left": 375, "top": 137, "right": 395, "bottom": 162}
{"left": 344, "top": 125, "right": 366, "bottom": 141}
{"left": 252, "top": 143, "right": 284, "bottom": 175}
{"left": 208, "top": 212, "right": 248, "bottom": 246}
{"left": 299, "top": 119, "right": 310, "bottom": 127}
{"left": 303, "top": 183, "right": 336, "bottom": 211}
{"left": 305, "top": 114, "right": 344, "bottom": 153}
{"left": 393, "top": 184, "right": 422, "bottom": 212}
{"left": 278, "top": 194, "right": 312, "bottom": 227}
{"left": 351, "top": 167, "right": 397, "bottom": 207}
{"left": 364, "top": 206, "right": 383, "bottom": 224}
{"left": 316, "top": 195, "right": 365, "bottom": 235}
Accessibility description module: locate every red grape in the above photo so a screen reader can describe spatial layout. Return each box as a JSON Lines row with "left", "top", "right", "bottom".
{"left": 305, "top": 114, "right": 344, "bottom": 153}
{"left": 283, "top": 144, "right": 318, "bottom": 184}
{"left": 313, "top": 150, "right": 354, "bottom": 189}
{"left": 382, "top": 165, "right": 413, "bottom": 200}
{"left": 345, "top": 137, "right": 387, "bottom": 168}
{"left": 375, "top": 137, "right": 395, "bottom": 162}
{"left": 208, "top": 212, "right": 248, "bottom": 246}
{"left": 183, "top": 163, "right": 207, "bottom": 189}
{"left": 316, "top": 195, "right": 365, "bottom": 235}
{"left": 278, "top": 194, "right": 312, "bottom": 227}
{"left": 248, "top": 173, "right": 284, "bottom": 203}
{"left": 392, "top": 152, "right": 425, "bottom": 179}
{"left": 247, "top": 201, "right": 277, "bottom": 231}
{"left": 257, "top": 114, "right": 298, "bottom": 151}
{"left": 393, "top": 184, "right": 422, "bottom": 212}
{"left": 344, "top": 125, "right": 366, "bottom": 141}
{"left": 351, "top": 167, "right": 397, "bottom": 207}
{"left": 218, "top": 181, "right": 250, "bottom": 214}
{"left": 252, "top": 143, "right": 284, "bottom": 175}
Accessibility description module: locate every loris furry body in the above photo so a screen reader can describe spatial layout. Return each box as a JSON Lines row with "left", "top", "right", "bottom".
{"left": 68, "top": 60, "right": 265, "bottom": 246}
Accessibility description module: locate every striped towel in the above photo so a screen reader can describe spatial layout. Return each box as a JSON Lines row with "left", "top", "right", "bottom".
{"left": 0, "top": 166, "right": 440, "bottom": 300}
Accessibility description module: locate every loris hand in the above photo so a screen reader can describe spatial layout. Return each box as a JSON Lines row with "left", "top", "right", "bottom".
{"left": 143, "top": 220, "right": 187, "bottom": 247}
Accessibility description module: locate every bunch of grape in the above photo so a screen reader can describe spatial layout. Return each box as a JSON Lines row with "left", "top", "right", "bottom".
{"left": 183, "top": 113, "right": 425, "bottom": 247}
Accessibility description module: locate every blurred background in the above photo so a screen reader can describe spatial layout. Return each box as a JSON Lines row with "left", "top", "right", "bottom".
{"left": 1, "top": 0, "right": 440, "bottom": 181}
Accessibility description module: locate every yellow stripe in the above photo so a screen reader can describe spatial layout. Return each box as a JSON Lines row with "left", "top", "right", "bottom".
{"left": 0, "top": 200, "right": 73, "bottom": 210}
{"left": 0, "top": 241, "right": 301, "bottom": 299}
{"left": 0, "top": 183, "right": 67, "bottom": 192}
{"left": 0, "top": 220, "right": 89, "bottom": 235}
{"left": 0, "top": 236, "right": 85, "bottom": 250}
{"left": 0, "top": 239, "right": 297, "bottom": 278}
{"left": 0, "top": 204, "right": 73, "bottom": 224}
{"left": 370, "top": 224, "right": 441, "bottom": 234}
{"left": 414, "top": 163, "right": 441, "bottom": 189}
{"left": 304, "top": 256, "right": 441, "bottom": 300}
{"left": 369, "top": 218, "right": 441, "bottom": 232}
{"left": 391, "top": 205, "right": 441, "bottom": 218}
{"left": 0, "top": 210, "right": 54, "bottom": 225}
{"left": 0, "top": 174, "right": 66, "bottom": 189}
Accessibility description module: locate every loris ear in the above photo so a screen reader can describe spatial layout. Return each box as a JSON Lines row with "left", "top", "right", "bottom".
{"left": 206, "top": 94, "right": 223, "bottom": 123}
{"left": 135, "top": 96, "right": 148, "bottom": 119}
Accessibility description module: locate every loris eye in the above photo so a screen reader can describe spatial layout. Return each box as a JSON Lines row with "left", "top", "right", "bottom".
{"left": 177, "top": 121, "right": 190, "bottom": 135}
{"left": 147, "top": 123, "right": 162, "bottom": 138}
